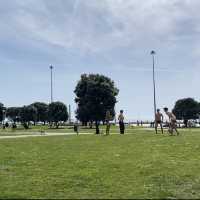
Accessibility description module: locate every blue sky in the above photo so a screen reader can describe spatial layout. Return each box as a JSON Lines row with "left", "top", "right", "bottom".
{"left": 1, "top": 0, "right": 200, "bottom": 121}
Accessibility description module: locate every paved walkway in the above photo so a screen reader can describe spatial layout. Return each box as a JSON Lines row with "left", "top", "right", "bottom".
{"left": 0, "top": 132, "right": 92, "bottom": 140}
{"left": 0, "top": 128, "right": 169, "bottom": 140}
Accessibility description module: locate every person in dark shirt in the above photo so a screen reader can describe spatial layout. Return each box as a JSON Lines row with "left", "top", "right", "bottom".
{"left": 118, "top": 110, "right": 125, "bottom": 134}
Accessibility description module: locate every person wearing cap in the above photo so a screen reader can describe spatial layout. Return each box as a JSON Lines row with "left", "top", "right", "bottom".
{"left": 155, "top": 109, "right": 164, "bottom": 134}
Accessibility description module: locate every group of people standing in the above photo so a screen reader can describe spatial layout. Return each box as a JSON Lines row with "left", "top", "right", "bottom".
{"left": 105, "top": 110, "right": 125, "bottom": 135}
{"left": 155, "top": 107, "right": 179, "bottom": 135}
{"left": 105, "top": 107, "right": 179, "bottom": 136}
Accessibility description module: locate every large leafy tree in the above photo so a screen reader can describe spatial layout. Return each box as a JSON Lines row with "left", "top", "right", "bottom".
{"left": 6, "top": 107, "right": 21, "bottom": 122}
{"left": 20, "top": 105, "right": 37, "bottom": 128}
{"left": 0, "top": 103, "right": 4, "bottom": 122}
{"left": 31, "top": 102, "right": 48, "bottom": 124}
{"left": 74, "top": 74, "right": 119, "bottom": 134}
{"left": 198, "top": 103, "right": 200, "bottom": 123}
{"left": 173, "top": 98, "right": 200, "bottom": 127}
{"left": 48, "top": 102, "right": 68, "bottom": 128}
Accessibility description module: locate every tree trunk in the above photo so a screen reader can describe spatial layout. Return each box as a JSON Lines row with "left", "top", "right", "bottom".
{"left": 184, "top": 119, "right": 188, "bottom": 128}
{"left": 56, "top": 122, "right": 59, "bottom": 129}
{"left": 49, "top": 122, "right": 53, "bottom": 129}
{"left": 89, "top": 121, "right": 93, "bottom": 129}
{"left": 95, "top": 121, "right": 99, "bottom": 134}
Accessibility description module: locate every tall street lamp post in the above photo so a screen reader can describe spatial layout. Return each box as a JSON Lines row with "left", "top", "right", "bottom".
{"left": 50, "top": 65, "right": 53, "bottom": 103}
{"left": 151, "top": 50, "right": 157, "bottom": 132}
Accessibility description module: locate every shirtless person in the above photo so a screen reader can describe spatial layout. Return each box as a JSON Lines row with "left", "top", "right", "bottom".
{"left": 155, "top": 109, "right": 164, "bottom": 134}
{"left": 163, "top": 107, "right": 179, "bottom": 136}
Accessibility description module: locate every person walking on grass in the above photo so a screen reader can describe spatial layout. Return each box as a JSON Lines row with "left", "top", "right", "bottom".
{"left": 118, "top": 110, "right": 125, "bottom": 134}
{"left": 105, "top": 110, "right": 112, "bottom": 135}
{"left": 74, "top": 120, "right": 79, "bottom": 135}
{"left": 163, "top": 107, "right": 179, "bottom": 136}
{"left": 155, "top": 109, "right": 164, "bottom": 134}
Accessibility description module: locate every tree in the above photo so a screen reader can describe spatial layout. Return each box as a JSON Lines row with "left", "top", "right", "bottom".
{"left": 31, "top": 102, "right": 48, "bottom": 124}
{"left": 74, "top": 74, "right": 119, "bottom": 134}
{"left": 6, "top": 107, "right": 21, "bottom": 122}
{"left": 173, "top": 98, "right": 200, "bottom": 127}
{"left": 48, "top": 102, "right": 68, "bottom": 128}
{"left": 0, "top": 103, "right": 4, "bottom": 122}
{"left": 199, "top": 102, "right": 200, "bottom": 119}
{"left": 20, "top": 105, "right": 37, "bottom": 128}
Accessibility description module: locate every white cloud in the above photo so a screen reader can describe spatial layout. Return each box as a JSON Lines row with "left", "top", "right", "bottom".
{"left": 1, "top": 0, "right": 200, "bottom": 120}
{"left": 1, "top": 0, "right": 200, "bottom": 58}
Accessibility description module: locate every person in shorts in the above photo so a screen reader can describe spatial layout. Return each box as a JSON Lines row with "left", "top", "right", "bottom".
{"left": 105, "top": 110, "right": 112, "bottom": 135}
{"left": 155, "top": 109, "right": 164, "bottom": 134}
{"left": 163, "top": 107, "right": 179, "bottom": 136}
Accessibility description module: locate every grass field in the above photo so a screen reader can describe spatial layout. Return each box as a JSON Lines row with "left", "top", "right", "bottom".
{"left": 0, "top": 125, "right": 142, "bottom": 136}
{"left": 0, "top": 128, "right": 200, "bottom": 199}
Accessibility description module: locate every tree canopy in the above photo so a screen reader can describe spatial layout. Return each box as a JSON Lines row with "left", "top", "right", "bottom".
{"left": 173, "top": 98, "right": 200, "bottom": 122}
{"left": 31, "top": 102, "right": 48, "bottom": 124}
{"left": 20, "top": 105, "right": 37, "bottom": 128}
{"left": 74, "top": 74, "right": 119, "bottom": 133}
{"left": 0, "top": 103, "right": 4, "bottom": 122}
{"left": 48, "top": 101, "right": 68, "bottom": 128}
{"left": 6, "top": 107, "right": 21, "bottom": 122}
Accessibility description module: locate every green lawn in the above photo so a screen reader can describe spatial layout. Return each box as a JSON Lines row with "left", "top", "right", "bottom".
{"left": 0, "top": 125, "right": 140, "bottom": 136}
{"left": 0, "top": 129, "right": 200, "bottom": 199}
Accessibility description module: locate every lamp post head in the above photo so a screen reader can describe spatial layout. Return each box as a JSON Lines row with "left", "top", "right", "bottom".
{"left": 50, "top": 65, "right": 53, "bottom": 70}
{"left": 151, "top": 50, "right": 156, "bottom": 55}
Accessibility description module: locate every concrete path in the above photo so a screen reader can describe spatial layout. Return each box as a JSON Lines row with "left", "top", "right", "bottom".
{"left": 0, "top": 127, "right": 166, "bottom": 140}
{"left": 0, "top": 132, "right": 92, "bottom": 140}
